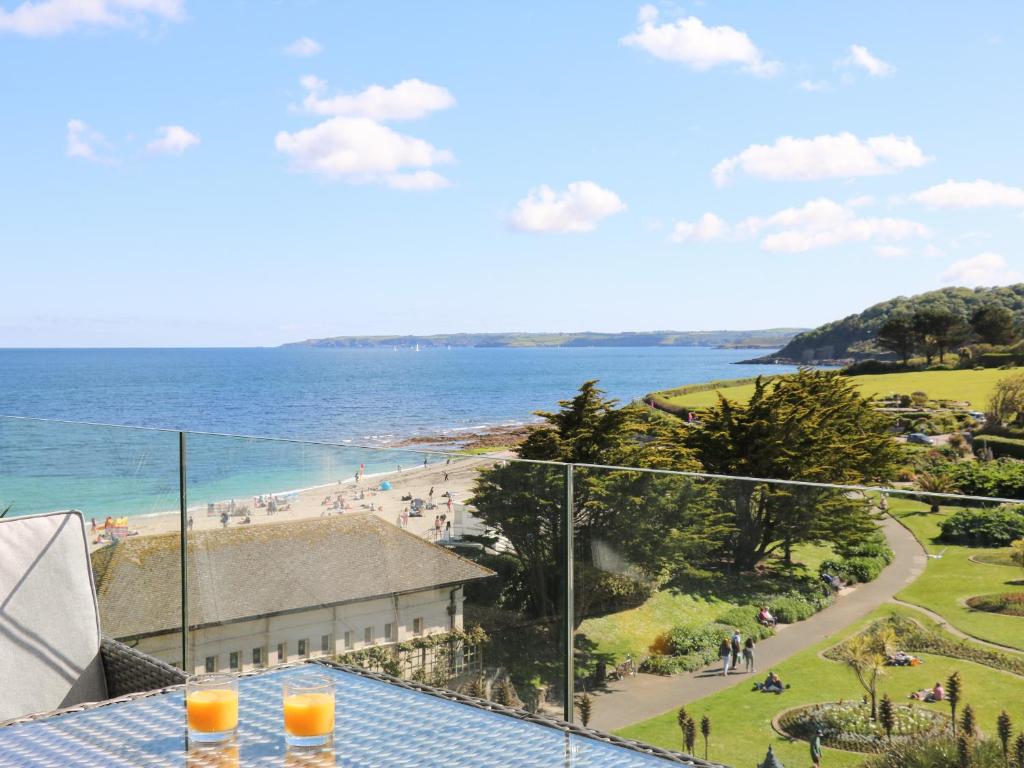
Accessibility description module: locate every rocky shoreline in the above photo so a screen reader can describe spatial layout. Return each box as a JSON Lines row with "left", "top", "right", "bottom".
{"left": 396, "top": 423, "right": 536, "bottom": 451}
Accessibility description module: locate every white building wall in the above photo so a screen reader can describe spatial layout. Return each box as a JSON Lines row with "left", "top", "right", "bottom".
{"left": 136, "top": 585, "right": 465, "bottom": 675}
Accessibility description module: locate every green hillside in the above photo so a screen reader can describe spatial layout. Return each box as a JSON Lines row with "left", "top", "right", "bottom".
{"left": 757, "top": 284, "right": 1024, "bottom": 363}
{"left": 651, "top": 367, "right": 1020, "bottom": 411}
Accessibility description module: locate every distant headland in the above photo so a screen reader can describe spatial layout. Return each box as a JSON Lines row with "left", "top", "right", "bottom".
{"left": 280, "top": 329, "right": 807, "bottom": 350}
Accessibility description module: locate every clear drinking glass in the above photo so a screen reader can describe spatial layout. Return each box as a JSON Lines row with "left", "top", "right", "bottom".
{"left": 283, "top": 674, "right": 336, "bottom": 747}
{"left": 186, "top": 675, "right": 239, "bottom": 743}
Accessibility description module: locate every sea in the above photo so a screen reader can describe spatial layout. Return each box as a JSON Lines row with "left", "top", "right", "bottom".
{"left": 0, "top": 346, "right": 797, "bottom": 519}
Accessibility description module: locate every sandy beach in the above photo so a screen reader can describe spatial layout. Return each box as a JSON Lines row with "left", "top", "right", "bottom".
{"left": 88, "top": 452, "right": 512, "bottom": 551}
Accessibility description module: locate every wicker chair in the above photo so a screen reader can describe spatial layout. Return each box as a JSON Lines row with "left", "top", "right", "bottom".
{"left": 0, "top": 511, "right": 187, "bottom": 725}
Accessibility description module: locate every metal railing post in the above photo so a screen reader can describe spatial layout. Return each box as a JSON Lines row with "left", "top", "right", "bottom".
{"left": 179, "top": 431, "right": 189, "bottom": 673}
{"left": 563, "top": 463, "right": 575, "bottom": 723}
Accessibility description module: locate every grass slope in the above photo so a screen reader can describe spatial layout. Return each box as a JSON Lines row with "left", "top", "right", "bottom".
{"left": 617, "top": 605, "right": 1024, "bottom": 768}
{"left": 652, "top": 367, "right": 1022, "bottom": 411}
{"left": 891, "top": 498, "right": 1024, "bottom": 651}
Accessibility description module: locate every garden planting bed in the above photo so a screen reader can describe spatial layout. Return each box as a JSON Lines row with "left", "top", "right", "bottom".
{"left": 966, "top": 592, "right": 1024, "bottom": 617}
{"left": 775, "top": 701, "right": 949, "bottom": 753}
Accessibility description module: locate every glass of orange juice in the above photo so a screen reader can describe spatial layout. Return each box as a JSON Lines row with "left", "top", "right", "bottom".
{"left": 282, "top": 675, "right": 336, "bottom": 747}
{"left": 186, "top": 675, "right": 239, "bottom": 744}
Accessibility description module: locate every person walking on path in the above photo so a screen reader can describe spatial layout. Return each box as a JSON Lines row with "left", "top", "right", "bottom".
{"left": 743, "top": 637, "right": 755, "bottom": 673}
{"left": 810, "top": 728, "right": 822, "bottom": 766}
{"left": 719, "top": 639, "right": 732, "bottom": 676}
{"left": 730, "top": 629, "right": 742, "bottom": 671}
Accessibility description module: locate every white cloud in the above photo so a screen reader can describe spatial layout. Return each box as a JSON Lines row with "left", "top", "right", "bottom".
{"left": 875, "top": 245, "right": 908, "bottom": 258}
{"left": 621, "top": 6, "right": 780, "bottom": 77}
{"left": 0, "top": 0, "right": 183, "bottom": 37}
{"left": 146, "top": 125, "right": 199, "bottom": 154}
{"left": 940, "top": 253, "right": 1023, "bottom": 287}
{"left": 844, "top": 44, "right": 895, "bottom": 77}
{"left": 847, "top": 194, "right": 875, "bottom": 208}
{"left": 274, "top": 116, "right": 453, "bottom": 189}
{"left": 670, "top": 212, "right": 727, "bottom": 243}
{"left": 799, "top": 79, "right": 830, "bottom": 92}
{"left": 508, "top": 181, "right": 625, "bottom": 233}
{"left": 299, "top": 76, "right": 455, "bottom": 121}
{"left": 738, "top": 197, "right": 929, "bottom": 253}
{"left": 66, "top": 118, "right": 111, "bottom": 162}
{"left": 911, "top": 179, "right": 1024, "bottom": 209}
{"left": 284, "top": 36, "right": 321, "bottom": 57}
{"left": 712, "top": 132, "right": 929, "bottom": 186}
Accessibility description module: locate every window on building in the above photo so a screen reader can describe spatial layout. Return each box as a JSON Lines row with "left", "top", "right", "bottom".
{"left": 252, "top": 647, "right": 264, "bottom": 668}
{"left": 384, "top": 623, "right": 393, "bottom": 641}
{"left": 277, "top": 642, "right": 287, "bottom": 663}
{"left": 298, "top": 638, "right": 308, "bottom": 658}
{"left": 229, "top": 651, "right": 240, "bottom": 671}
{"left": 320, "top": 634, "right": 331, "bottom": 654}
{"left": 364, "top": 626, "right": 373, "bottom": 645}
{"left": 413, "top": 617, "right": 423, "bottom": 636}
{"left": 205, "top": 656, "right": 216, "bottom": 673}
{"left": 343, "top": 631, "right": 352, "bottom": 650}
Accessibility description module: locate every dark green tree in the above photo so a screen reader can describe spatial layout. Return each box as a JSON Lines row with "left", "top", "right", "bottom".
{"left": 492, "top": 678, "right": 515, "bottom": 707}
{"left": 914, "top": 307, "right": 970, "bottom": 363}
{"left": 876, "top": 312, "right": 918, "bottom": 365}
{"left": 467, "top": 676, "right": 486, "bottom": 700}
{"left": 677, "top": 706, "right": 689, "bottom": 750}
{"left": 684, "top": 716, "right": 697, "bottom": 755}
{"left": 700, "top": 715, "right": 711, "bottom": 760}
{"left": 948, "top": 671, "right": 962, "bottom": 738}
{"left": 962, "top": 704, "right": 976, "bottom": 740}
{"left": 687, "top": 369, "right": 902, "bottom": 569}
{"left": 997, "top": 711, "right": 1012, "bottom": 766}
{"left": 576, "top": 692, "right": 593, "bottom": 727}
{"left": 972, "top": 304, "right": 1017, "bottom": 345}
{"left": 471, "top": 382, "right": 722, "bottom": 623}
{"left": 958, "top": 734, "right": 971, "bottom": 768}
{"left": 1013, "top": 732, "right": 1024, "bottom": 768}
{"left": 879, "top": 693, "right": 895, "bottom": 740}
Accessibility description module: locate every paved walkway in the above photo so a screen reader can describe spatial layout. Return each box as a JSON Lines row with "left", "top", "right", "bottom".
{"left": 587, "top": 516, "right": 928, "bottom": 732}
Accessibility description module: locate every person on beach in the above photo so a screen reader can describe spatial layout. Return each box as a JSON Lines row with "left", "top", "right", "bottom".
{"left": 743, "top": 637, "right": 755, "bottom": 672}
{"left": 188, "top": 516, "right": 194, "bottom": 531}
{"left": 423, "top": 457, "right": 428, "bottom": 469}
{"left": 447, "top": 497, "right": 453, "bottom": 514}
{"left": 719, "top": 638, "right": 732, "bottom": 676}
{"left": 445, "top": 520, "right": 451, "bottom": 540}
{"left": 443, "top": 471, "right": 449, "bottom": 482}
{"left": 730, "top": 629, "right": 742, "bottom": 671}
{"left": 434, "top": 516, "right": 441, "bottom": 537}
{"left": 428, "top": 486, "right": 434, "bottom": 499}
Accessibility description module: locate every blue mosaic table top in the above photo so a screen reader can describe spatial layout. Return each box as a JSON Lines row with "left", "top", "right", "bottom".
{"left": 0, "top": 666, "right": 697, "bottom": 767}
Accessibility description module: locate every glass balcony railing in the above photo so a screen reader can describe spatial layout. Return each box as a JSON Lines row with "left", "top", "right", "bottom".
{"left": 3, "top": 414, "right": 1023, "bottom": 764}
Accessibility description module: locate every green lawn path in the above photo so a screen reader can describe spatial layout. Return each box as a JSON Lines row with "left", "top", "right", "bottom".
{"left": 615, "top": 501, "right": 1024, "bottom": 767}
{"left": 653, "top": 367, "right": 1020, "bottom": 411}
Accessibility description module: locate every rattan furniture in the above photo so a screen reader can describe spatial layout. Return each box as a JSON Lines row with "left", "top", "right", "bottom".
{"left": 0, "top": 660, "right": 725, "bottom": 767}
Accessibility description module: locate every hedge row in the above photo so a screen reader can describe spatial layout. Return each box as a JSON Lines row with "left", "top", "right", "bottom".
{"left": 973, "top": 434, "right": 1024, "bottom": 460}
{"left": 938, "top": 505, "right": 1024, "bottom": 547}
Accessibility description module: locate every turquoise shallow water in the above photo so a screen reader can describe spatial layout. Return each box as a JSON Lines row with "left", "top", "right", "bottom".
{"left": 0, "top": 346, "right": 797, "bottom": 518}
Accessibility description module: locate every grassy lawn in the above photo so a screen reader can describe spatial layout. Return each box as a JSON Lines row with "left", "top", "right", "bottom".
{"left": 652, "top": 367, "right": 1022, "bottom": 411}
{"left": 890, "top": 497, "right": 1024, "bottom": 651}
{"left": 617, "top": 605, "right": 1024, "bottom": 768}
{"left": 578, "top": 544, "right": 834, "bottom": 662}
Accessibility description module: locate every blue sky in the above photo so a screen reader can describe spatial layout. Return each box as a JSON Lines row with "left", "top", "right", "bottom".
{"left": 2, "top": 1, "right": 1023, "bottom": 346}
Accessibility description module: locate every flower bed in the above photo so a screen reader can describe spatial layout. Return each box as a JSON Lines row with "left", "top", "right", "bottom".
{"left": 777, "top": 701, "right": 949, "bottom": 753}
{"left": 966, "top": 592, "right": 1024, "bottom": 617}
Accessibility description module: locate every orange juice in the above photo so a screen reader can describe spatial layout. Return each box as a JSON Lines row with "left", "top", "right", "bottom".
{"left": 187, "top": 689, "right": 239, "bottom": 734}
{"left": 283, "top": 692, "right": 335, "bottom": 737}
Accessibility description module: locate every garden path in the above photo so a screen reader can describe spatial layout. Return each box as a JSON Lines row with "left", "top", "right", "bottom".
{"left": 587, "top": 516, "right": 928, "bottom": 732}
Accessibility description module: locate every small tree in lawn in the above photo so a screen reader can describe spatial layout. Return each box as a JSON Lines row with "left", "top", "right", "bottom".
{"left": 700, "top": 715, "right": 711, "bottom": 760}
{"left": 677, "top": 707, "right": 689, "bottom": 749}
{"left": 576, "top": 692, "right": 593, "bottom": 728}
{"left": 947, "top": 672, "right": 962, "bottom": 738}
{"left": 1013, "top": 732, "right": 1024, "bottom": 768}
{"left": 1011, "top": 539, "right": 1024, "bottom": 579}
{"left": 879, "top": 694, "right": 895, "bottom": 740}
{"left": 961, "top": 704, "right": 976, "bottom": 740}
{"left": 841, "top": 625, "right": 896, "bottom": 719}
{"left": 684, "top": 716, "right": 697, "bottom": 756}
{"left": 997, "top": 711, "right": 1013, "bottom": 766}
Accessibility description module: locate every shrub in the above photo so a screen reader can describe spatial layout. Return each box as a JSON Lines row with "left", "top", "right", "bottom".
{"left": 911, "top": 391, "right": 929, "bottom": 406}
{"left": 769, "top": 596, "right": 817, "bottom": 623}
{"left": 666, "top": 623, "right": 732, "bottom": 657}
{"left": 714, "top": 606, "right": 774, "bottom": 641}
{"left": 864, "top": 735, "right": 1005, "bottom": 767}
{"left": 939, "top": 506, "right": 1024, "bottom": 546}
{"left": 580, "top": 567, "right": 655, "bottom": 613}
{"left": 943, "top": 459, "right": 1024, "bottom": 499}
{"left": 641, "top": 653, "right": 709, "bottom": 675}
{"left": 839, "top": 541, "right": 894, "bottom": 565}
{"left": 820, "top": 555, "right": 886, "bottom": 584}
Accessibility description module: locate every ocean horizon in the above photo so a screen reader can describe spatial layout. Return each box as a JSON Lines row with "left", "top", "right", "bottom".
{"left": 0, "top": 346, "right": 799, "bottom": 519}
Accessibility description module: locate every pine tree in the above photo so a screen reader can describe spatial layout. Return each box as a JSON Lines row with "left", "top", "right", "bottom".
{"left": 684, "top": 716, "right": 697, "bottom": 755}
{"left": 576, "top": 692, "right": 593, "bottom": 728}
{"left": 947, "top": 671, "right": 962, "bottom": 737}
{"left": 878, "top": 693, "right": 895, "bottom": 740}
{"left": 962, "top": 704, "right": 976, "bottom": 740}
{"left": 700, "top": 715, "right": 711, "bottom": 760}
{"left": 997, "top": 711, "right": 1013, "bottom": 766}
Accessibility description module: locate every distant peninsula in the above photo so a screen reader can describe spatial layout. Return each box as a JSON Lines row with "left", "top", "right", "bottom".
{"left": 281, "top": 329, "right": 806, "bottom": 350}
